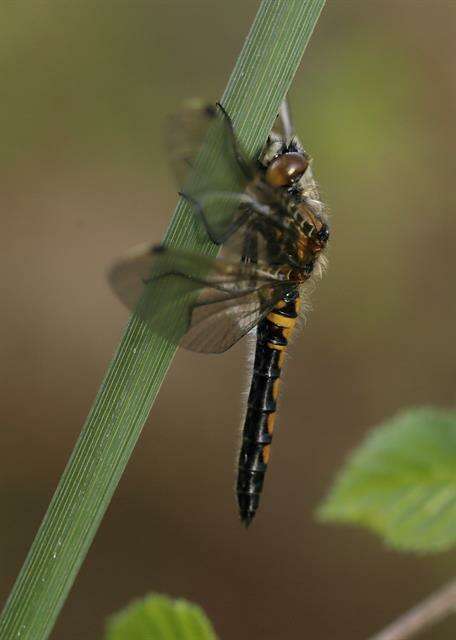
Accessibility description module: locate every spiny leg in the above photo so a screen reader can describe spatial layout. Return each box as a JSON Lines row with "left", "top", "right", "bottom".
{"left": 241, "top": 221, "right": 258, "bottom": 265}
{"left": 178, "top": 191, "right": 251, "bottom": 245}
{"left": 278, "top": 98, "right": 294, "bottom": 143}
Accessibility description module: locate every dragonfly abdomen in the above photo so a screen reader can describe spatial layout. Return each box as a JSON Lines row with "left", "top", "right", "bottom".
{"left": 237, "top": 292, "right": 299, "bottom": 526}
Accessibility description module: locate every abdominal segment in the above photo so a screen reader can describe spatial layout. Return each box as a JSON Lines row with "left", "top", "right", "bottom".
{"left": 236, "top": 292, "right": 299, "bottom": 526}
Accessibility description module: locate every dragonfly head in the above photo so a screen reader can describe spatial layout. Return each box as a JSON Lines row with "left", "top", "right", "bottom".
{"left": 265, "top": 152, "right": 309, "bottom": 188}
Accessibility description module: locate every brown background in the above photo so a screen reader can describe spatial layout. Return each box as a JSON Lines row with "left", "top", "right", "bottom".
{"left": 1, "top": 1, "right": 455, "bottom": 639}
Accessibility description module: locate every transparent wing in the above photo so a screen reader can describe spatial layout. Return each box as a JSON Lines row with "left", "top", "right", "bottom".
{"left": 167, "top": 101, "right": 249, "bottom": 190}
{"left": 167, "top": 100, "right": 218, "bottom": 189}
{"left": 109, "top": 244, "right": 157, "bottom": 310}
{"left": 167, "top": 101, "right": 256, "bottom": 242}
{"left": 181, "top": 283, "right": 288, "bottom": 353}
{"left": 109, "top": 244, "right": 291, "bottom": 354}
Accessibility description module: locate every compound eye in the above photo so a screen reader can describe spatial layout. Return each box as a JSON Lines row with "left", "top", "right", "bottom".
{"left": 265, "top": 152, "right": 309, "bottom": 187}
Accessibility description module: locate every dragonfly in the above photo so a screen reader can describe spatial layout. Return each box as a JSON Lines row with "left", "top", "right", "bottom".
{"left": 109, "top": 99, "right": 330, "bottom": 526}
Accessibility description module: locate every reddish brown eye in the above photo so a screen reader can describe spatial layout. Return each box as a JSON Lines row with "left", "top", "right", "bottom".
{"left": 265, "top": 152, "right": 309, "bottom": 187}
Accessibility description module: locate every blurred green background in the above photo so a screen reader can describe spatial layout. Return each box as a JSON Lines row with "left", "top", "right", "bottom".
{"left": 1, "top": 1, "right": 455, "bottom": 639}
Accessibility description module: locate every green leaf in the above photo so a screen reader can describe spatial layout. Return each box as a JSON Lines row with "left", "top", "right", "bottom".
{"left": 318, "top": 408, "right": 456, "bottom": 553}
{"left": 105, "top": 595, "right": 217, "bottom": 640}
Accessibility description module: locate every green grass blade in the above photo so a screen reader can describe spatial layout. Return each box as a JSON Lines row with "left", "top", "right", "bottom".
{"left": 0, "top": 1, "right": 326, "bottom": 639}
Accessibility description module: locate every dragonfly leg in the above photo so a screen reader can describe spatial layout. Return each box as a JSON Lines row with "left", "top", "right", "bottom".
{"left": 241, "top": 223, "right": 258, "bottom": 265}
{"left": 178, "top": 191, "right": 250, "bottom": 245}
{"left": 278, "top": 98, "right": 294, "bottom": 143}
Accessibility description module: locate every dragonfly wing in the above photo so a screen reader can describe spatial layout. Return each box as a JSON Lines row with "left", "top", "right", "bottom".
{"left": 109, "top": 244, "right": 290, "bottom": 354}
{"left": 108, "top": 243, "right": 156, "bottom": 310}
{"left": 167, "top": 101, "right": 218, "bottom": 189}
{"left": 167, "top": 101, "right": 255, "bottom": 242}
{"left": 167, "top": 101, "right": 248, "bottom": 192}
{"left": 181, "top": 282, "right": 289, "bottom": 353}
{"left": 108, "top": 243, "right": 263, "bottom": 307}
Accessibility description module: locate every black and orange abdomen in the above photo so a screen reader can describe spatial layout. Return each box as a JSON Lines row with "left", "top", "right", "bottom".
{"left": 237, "top": 290, "right": 300, "bottom": 526}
